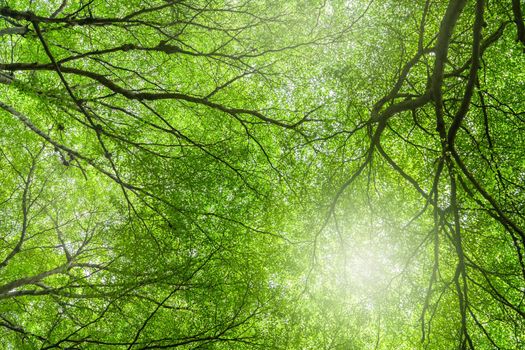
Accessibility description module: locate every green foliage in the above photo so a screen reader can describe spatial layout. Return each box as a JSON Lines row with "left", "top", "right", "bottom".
{"left": 0, "top": 0, "right": 524, "bottom": 349}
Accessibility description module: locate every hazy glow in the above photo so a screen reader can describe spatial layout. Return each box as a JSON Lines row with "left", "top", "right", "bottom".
{"left": 319, "top": 230, "right": 403, "bottom": 305}
{"left": 346, "top": 248, "right": 390, "bottom": 289}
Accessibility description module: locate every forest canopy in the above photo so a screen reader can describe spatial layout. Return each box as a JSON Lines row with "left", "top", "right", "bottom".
{"left": 0, "top": 0, "right": 524, "bottom": 349}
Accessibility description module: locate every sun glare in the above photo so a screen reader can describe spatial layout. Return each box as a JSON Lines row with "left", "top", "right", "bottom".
{"left": 319, "top": 231, "right": 404, "bottom": 306}
{"left": 349, "top": 243, "right": 405, "bottom": 292}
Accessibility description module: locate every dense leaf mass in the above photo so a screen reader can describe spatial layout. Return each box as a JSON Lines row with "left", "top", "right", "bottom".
{"left": 0, "top": 0, "right": 524, "bottom": 349}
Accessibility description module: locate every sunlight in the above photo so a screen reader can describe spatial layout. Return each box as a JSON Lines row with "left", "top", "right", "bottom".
{"left": 318, "top": 226, "right": 404, "bottom": 306}
{"left": 345, "top": 247, "right": 390, "bottom": 290}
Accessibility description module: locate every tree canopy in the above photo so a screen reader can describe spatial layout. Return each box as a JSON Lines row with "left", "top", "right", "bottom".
{"left": 0, "top": 0, "right": 524, "bottom": 349}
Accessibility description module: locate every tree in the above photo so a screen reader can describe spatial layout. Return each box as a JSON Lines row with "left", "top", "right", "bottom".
{"left": 0, "top": 0, "right": 524, "bottom": 349}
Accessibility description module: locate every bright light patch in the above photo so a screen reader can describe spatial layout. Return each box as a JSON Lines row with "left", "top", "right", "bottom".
{"left": 344, "top": 245, "right": 397, "bottom": 292}
{"left": 318, "top": 232, "right": 404, "bottom": 306}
